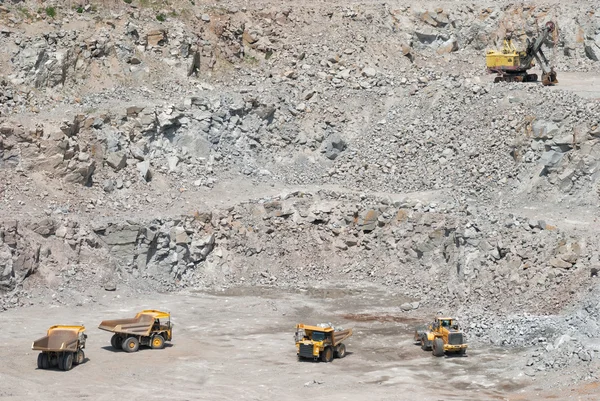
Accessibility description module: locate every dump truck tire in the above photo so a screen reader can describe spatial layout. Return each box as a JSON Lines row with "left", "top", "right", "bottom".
{"left": 321, "top": 346, "right": 334, "bottom": 362}
{"left": 74, "top": 350, "right": 85, "bottom": 365}
{"left": 151, "top": 335, "right": 165, "bottom": 350}
{"left": 335, "top": 343, "right": 346, "bottom": 358}
{"left": 41, "top": 353, "right": 50, "bottom": 369}
{"left": 111, "top": 334, "right": 122, "bottom": 350}
{"left": 122, "top": 337, "right": 140, "bottom": 353}
{"left": 432, "top": 338, "right": 444, "bottom": 357}
{"left": 37, "top": 353, "right": 44, "bottom": 369}
{"left": 62, "top": 353, "right": 73, "bottom": 371}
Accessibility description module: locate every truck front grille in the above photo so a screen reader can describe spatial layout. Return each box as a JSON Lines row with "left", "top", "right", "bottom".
{"left": 298, "top": 344, "right": 315, "bottom": 358}
{"left": 448, "top": 333, "right": 463, "bottom": 345}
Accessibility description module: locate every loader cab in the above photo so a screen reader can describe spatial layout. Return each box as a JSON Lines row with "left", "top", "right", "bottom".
{"left": 435, "top": 318, "right": 454, "bottom": 330}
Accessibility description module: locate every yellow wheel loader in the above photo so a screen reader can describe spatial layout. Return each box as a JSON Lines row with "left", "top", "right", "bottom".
{"left": 98, "top": 309, "right": 173, "bottom": 352}
{"left": 32, "top": 325, "right": 87, "bottom": 371}
{"left": 295, "top": 323, "right": 352, "bottom": 362}
{"left": 414, "top": 317, "right": 467, "bottom": 357}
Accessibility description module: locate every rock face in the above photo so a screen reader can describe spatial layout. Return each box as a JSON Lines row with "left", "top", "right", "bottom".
{"left": 0, "top": 221, "right": 40, "bottom": 291}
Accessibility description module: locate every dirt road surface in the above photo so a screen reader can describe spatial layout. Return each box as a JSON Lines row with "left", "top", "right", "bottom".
{"left": 1, "top": 285, "right": 577, "bottom": 401}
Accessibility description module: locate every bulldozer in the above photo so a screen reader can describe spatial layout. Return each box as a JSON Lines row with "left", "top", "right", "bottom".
{"left": 414, "top": 317, "right": 467, "bottom": 357}
{"left": 295, "top": 323, "right": 352, "bottom": 362}
{"left": 486, "top": 21, "right": 558, "bottom": 86}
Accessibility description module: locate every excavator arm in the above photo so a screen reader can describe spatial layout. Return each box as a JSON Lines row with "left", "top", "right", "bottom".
{"left": 523, "top": 21, "right": 558, "bottom": 85}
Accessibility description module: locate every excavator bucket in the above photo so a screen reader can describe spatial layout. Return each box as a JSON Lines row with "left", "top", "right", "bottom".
{"left": 542, "top": 70, "right": 558, "bottom": 86}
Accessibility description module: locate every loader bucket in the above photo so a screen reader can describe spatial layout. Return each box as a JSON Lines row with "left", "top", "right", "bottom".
{"left": 542, "top": 71, "right": 558, "bottom": 86}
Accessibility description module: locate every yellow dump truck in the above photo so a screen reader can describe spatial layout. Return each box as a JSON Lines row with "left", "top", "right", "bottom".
{"left": 32, "top": 325, "right": 87, "bottom": 371}
{"left": 295, "top": 323, "right": 352, "bottom": 362}
{"left": 98, "top": 309, "right": 173, "bottom": 352}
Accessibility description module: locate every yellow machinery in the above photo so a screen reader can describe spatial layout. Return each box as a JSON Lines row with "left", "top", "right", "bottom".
{"left": 486, "top": 21, "right": 558, "bottom": 85}
{"left": 32, "top": 325, "right": 87, "bottom": 371}
{"left": 295, "top": 323, "right": 352, "bottom": 362}
{"left": 98, "top": 309, "right": 173, "bottom": 352}
{"left": 414, "top": 317, "right": 467, "bottom": 357}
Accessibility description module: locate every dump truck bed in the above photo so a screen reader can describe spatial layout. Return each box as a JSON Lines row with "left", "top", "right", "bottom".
{"left": 32, "top": 326, "right": 84, "bottom": 352}
{"left": 332, "top": 329, "right": 352, "bottom": 346}
{"left": 98, "top": 314, "right": 154, "bottom": 336}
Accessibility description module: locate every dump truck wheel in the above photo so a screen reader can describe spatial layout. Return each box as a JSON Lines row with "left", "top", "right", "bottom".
{"left": 320, "top": 346, "right": 334, "bottom": 362}
{"left": 432, "top": 338, "right": 445, "bottom": 357}
{"left": 111, "top": 334, "right": 122, "bottom": 350}
{"left": 37, "top": 353, "right": 44, "bottom": 369}
{"left": 41, "top": 353, "right": 50, "bottom": 369}
{"left": 74, "top": 350, "right": 85, "bottom": 365}
{"left": 62, "top": 353, "right": 73, "bottom": 371}
{"left": 151, "top": 335, "right": 165, "bottom": 350}
{"left": 335, "top": 343, "right": 346, "bottom": 358}
{"left": 50, "top": 355, "right": 58, "bottom": 367}
{"left": 122, "top": 337, "right": 140, "bottom": 353}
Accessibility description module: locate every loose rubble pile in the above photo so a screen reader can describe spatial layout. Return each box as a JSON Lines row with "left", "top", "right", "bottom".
{"left": 1, "top": 0, "right": 600, "bottom": 387}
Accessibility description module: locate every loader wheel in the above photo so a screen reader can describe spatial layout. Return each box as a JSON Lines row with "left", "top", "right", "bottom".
{"left": 111, "top": 334, "right": 122, "bottom": 350}
{"left": 320, "top": 346, "right": 334, "bottom": 363}
{"left": 62, "top": 353, "right": 73, "bottom": 371}
{"left": 432, "top": 338, "right": 445, "bottom": 357}
{"left": 37, "top": 353, "right": 44, "bottom": 369}
{"left": 421, "top": 338, "right": 428, "bottom": 351}
{"left": 74, "top": 350, "right": 85, "bottom": 365}
{"left": 122, "top": 336, "right": 140, "bottom": 353}
{"left": 151, "top": 335, "right": 165, "bottom": 350}
{"left": 335, "top": 343, "right": 346, "bottom": 359}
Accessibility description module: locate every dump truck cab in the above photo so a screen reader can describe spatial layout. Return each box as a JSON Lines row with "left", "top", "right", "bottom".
{"left": 295, "top": 323, "right": 352, "bottom": 362}
{"left": 99, "top": 309, "right": 173, "bottom": 352}
{"left": 414, "top": 317, "right": 468, "bottom": 357}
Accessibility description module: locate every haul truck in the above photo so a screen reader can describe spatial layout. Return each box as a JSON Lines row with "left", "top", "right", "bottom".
{"left": 32, "top": 325, "right": 87, "bottom": 371}
{"left": 295, "top": 323, "right": 352, "bottom": 362}
{"left": 98, "top": 309, "right": 173, "bottom": 352}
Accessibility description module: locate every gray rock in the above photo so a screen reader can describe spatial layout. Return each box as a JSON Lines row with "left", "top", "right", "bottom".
{"left": 28, "top": 219, "right": 57, "bottom": 236}
{"left": 400, "top": 302, "right": 419, "bottom": 311}
{"left": 549, "top": 257, "right": 572, "bottom": 268}
{"left": 324, "top": 134, "right": 347, "bottom": 160}
{"left": 358, "top": 210, "right": 379, "bottom": 232}
{"left": 532, "top": 120, "right": 559, "bottom": 139}
{"left": 103, "top": 179, "right": 115, "bottom": 193}
{"left": 130, "top": 146, "right": 145, "bottom": 161}
{"left": 362, "top": 67, "right": 377, "bottom": 77}
{"left": 137, "top": 160, "right": 151, "bottom": 181}
{"left": 539, "top": 150, "right": 565, "bottom": 167}
{"left": 167, "top": 156, "right": 179, "bottom": 171}
{"left": 106, "top": 152, "right": 127, "bottom": 171}
{"left": 584, "top": 40, "right": 600, "bottom": 61}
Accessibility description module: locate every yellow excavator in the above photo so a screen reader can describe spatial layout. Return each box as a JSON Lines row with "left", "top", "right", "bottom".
{"left": 486, "top": 21, "right": 558, "bottom": 86}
